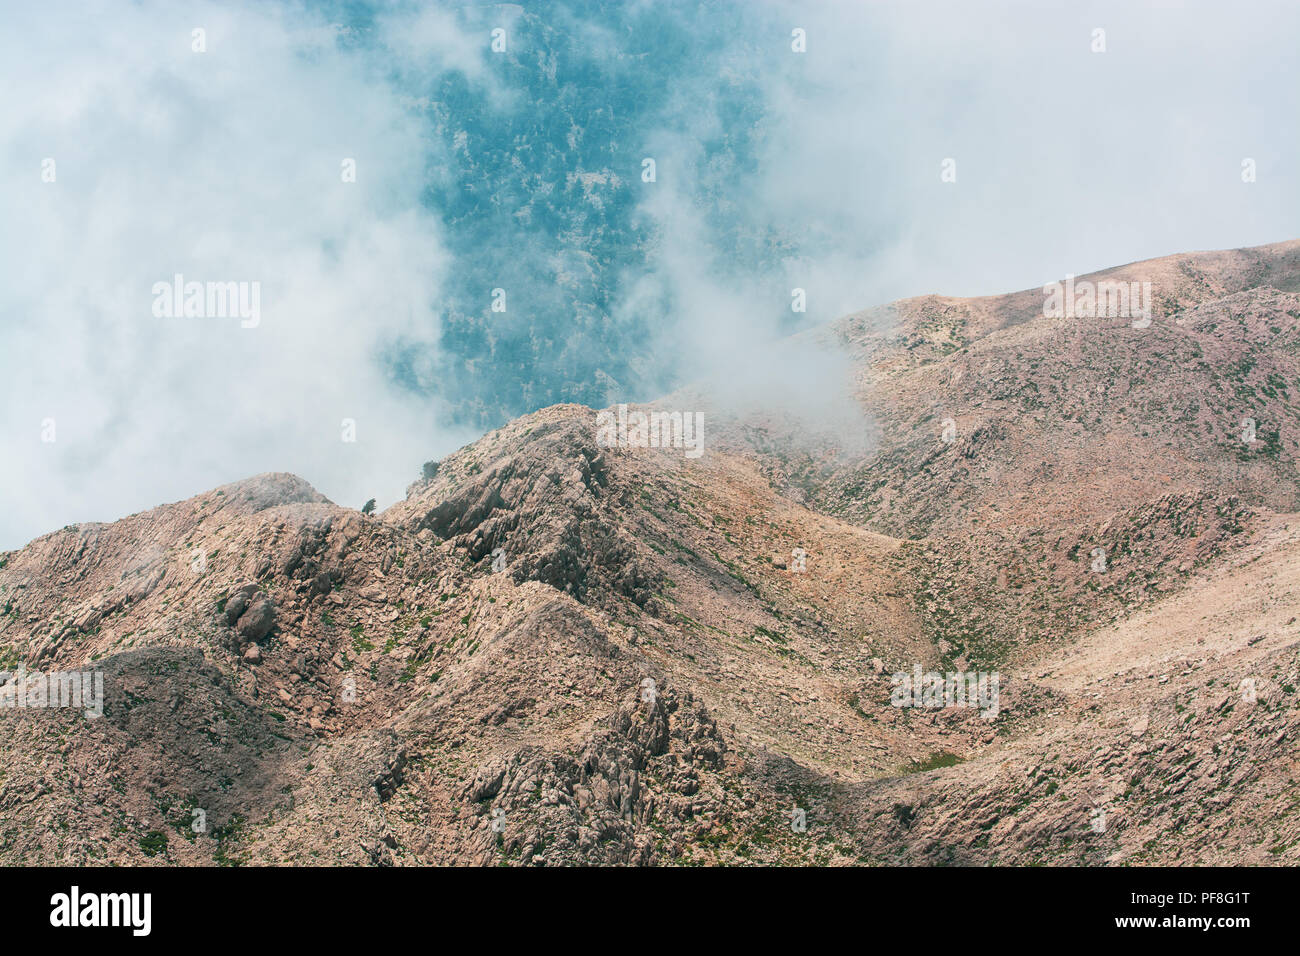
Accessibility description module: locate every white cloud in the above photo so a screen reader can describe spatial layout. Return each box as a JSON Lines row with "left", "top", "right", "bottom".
{"left": 0, "top": 1, "right": 482, "bottom": 549}
{"left": 610, "top": 0, "right": 1299, "bottom": 428}
{"left": 3, "top": 0, "right": 1297, "bottom": 549}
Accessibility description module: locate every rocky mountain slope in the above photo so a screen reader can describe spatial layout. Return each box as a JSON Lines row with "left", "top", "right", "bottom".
{"left": 2, "top": 240, "right": 1299, "bottom": 865}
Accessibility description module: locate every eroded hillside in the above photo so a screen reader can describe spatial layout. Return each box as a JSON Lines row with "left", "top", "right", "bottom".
{"left": 2, "top": 241, "right": 1299, "bottom": 865}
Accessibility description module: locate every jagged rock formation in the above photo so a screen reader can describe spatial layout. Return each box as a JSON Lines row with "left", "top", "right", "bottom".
{"left": 2, "top": 240, "right": 1299, "bottom": 865}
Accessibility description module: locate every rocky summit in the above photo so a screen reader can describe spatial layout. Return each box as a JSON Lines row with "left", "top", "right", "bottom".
{"left": 3, "top": 240, "right": 1300, "bottom": 866}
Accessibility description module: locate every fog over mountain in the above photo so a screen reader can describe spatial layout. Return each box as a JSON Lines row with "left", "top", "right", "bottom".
{"left": 2, "top": 0, "right": 1297, "bottom": 550}
{"left": 4, "top": 1, "right": 1300, "bottom": 881}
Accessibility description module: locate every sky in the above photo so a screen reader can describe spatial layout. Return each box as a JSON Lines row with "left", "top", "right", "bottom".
{"left": 1, "top": 0, "right": 1297, "bottom": 550}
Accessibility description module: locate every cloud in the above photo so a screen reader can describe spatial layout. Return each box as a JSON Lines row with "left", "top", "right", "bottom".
{"left": 3, "top": 0, "right": 1297, "bottom": 549}
{"left": 604, "top": 0, "right": 1299, "bottom": 431}
{"left": 0, "top": 1, "right": 482, "bottom": 549}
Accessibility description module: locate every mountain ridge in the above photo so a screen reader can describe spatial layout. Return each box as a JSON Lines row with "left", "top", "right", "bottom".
{"left": 2, "top": 239, "right": 1299, "bottom": 865}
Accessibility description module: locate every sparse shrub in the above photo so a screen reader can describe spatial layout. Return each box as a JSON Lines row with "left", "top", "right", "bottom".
{"left": 139, "top": 831, "right": 168, "bottom": 857}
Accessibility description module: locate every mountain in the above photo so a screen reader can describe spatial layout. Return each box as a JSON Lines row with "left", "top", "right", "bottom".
{"left": 2, "top": 240, "right": 1299, "bottom": 865}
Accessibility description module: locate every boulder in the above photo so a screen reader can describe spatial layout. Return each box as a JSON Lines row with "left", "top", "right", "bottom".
{"left": 236, "top": 596, "right": 275, "bottom": 642}
{"left": 223, "top": 582, "right": 260, "bottom": 626}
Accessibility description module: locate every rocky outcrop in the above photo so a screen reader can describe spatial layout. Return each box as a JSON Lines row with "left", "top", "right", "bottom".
{"left": 3, "top": 243, "right": 1300, "bottom": 866}
{"left": 391, "top": 408, "right": 659, "bottom": 607}
{"left": 463, "top": 687, "right": 727, "bottom": 865}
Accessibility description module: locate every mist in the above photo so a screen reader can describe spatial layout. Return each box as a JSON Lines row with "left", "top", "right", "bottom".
{"left": 2, "top": 0, "right": 1297, "bottom": 550}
